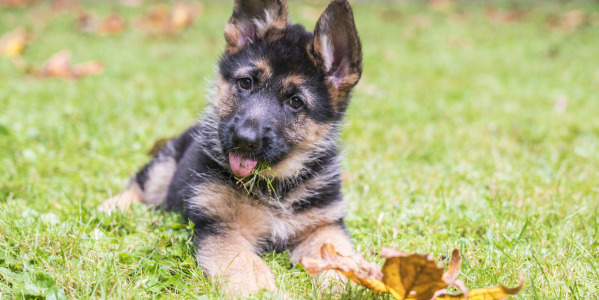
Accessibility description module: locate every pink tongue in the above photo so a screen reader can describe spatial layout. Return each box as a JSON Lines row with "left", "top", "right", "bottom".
{"left": 228, "top": 152, "right": 258, "bottom": 177}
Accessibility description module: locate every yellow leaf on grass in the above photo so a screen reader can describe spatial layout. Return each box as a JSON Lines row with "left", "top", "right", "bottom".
{"left": 300, "top": 244, "right": 387, "bottom": 293}
{"left": 0, "top": 28, "right": 29, "bottom": 57}
{"left": 433, "top": 274, "right": 524, "bottom": 300}
{"left": 380, "top": 248, "right": 447, "bottom": 300}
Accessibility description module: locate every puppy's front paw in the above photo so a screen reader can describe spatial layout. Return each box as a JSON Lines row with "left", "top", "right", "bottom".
{"left": 97, "top": 185, "right": 142, "bottom": 213}
{"left": 224, "top": 269, "right": 277, "bottom": 296}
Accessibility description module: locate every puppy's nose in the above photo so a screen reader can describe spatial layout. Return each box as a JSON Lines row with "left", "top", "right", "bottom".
{"left": 232, "top": 126, "right": 260, "bottom": 152}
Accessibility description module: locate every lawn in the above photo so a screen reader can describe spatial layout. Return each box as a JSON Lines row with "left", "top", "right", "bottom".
{"left": 1, "top": 0, "right": 598, "bottom": 299}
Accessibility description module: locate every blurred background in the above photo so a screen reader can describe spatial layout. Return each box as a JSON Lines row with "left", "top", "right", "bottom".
{"left": 1, "top": 0, "right": 598, "bottom": 299}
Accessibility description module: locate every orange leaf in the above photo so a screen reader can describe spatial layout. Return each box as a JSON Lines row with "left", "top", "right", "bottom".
{"left": 442, "top": 249, "right": 460, "bottom": 283}
{"left": 40, "top": 50, "right": 73, "bottom": 78}
{"left": 72, "top": 61, "right": 104, "bottom": 77}
{"left": 34, "top": 49, "right": 103, "bottom": 79}
{"left": 433, "top": 274, "right": 524, "bottom": 300}
{"left": 0, "top": 28, "right": 30, "bottom": 58}
{"left": 136, "top": 2, "right": 201, "bottom": 36}
{"left": 300, "top": 244, "right": 387, "bottom": 293}
{"left": 0, "top": 0, "right": 36, "bottom": 8}
{"left": 171, "top": 2, "right": 202, "bottom": 31}
{"left": 380, "top": 248, "right": 447, "bottom": 300}
{"left": 98, "top": 13, "right": 127, "bottom": 35}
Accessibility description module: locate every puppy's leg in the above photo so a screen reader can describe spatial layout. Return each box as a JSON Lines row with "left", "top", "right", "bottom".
{"left": 99, "top": 126, "right": 198, "bottom": 212}
{"left": 196, "top": 230, "right": 276, "bottom": 295}
{"left": 97, "top": 181, "right": 143, "bottom": 212}
{"left": 290, "top": 221, "right": 354, "bottom": 292}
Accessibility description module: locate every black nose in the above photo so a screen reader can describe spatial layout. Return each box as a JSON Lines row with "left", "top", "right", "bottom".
{"left": 232, "top": 126, "right": 260, "bottom": 152}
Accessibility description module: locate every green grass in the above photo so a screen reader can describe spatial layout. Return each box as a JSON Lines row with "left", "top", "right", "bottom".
{"left": 1, "top": 1, "right": 598, "bottom": 299}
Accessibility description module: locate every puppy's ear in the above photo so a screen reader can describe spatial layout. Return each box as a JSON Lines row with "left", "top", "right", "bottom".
{"left": 312, "top": 0, "right": 362, "bottom": 110}
{"left": 224, "top": 0, "right": 288, "bottom": 52}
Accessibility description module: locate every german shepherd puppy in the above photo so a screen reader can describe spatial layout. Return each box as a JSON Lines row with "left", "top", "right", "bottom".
{"left": 99, "top": 0, "right": 362, "bottom": 295}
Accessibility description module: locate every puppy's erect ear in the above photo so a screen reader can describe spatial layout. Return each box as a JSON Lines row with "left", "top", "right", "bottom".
{"left": 224, "top": 0, "right": 288, "bottom": 52}
{"left": 313, "top": 0, "right": 362, "bottom": 106}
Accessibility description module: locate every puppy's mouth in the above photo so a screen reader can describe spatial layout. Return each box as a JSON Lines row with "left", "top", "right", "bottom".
{"left": 228, "top": 152, "right": 258, "bottom": 177}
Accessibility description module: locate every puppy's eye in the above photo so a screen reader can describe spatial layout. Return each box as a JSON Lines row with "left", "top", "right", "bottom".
{"left": 237, "top": 78, "right": 252, "bottom": 90}
{"left": 287, "top": 96, "right": 304, "bottom": 110}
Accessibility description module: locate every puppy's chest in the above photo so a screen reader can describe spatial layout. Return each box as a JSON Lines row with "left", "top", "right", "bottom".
{"left": 190, "top": 182, "right": 343, "bottom": 244}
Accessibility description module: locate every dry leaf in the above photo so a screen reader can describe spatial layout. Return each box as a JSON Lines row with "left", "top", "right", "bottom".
{"left": 34, "top": 49, "right": 103, "bottom": 79}
{"left": 50, "top": 0, "right": 81, "bottom": 12}
{"left": 301, "top": 244, "right": 523, "bottom": 300}
{"left": 136, "top": 2, "right": 201, "bottom": 36}
{"left": 487, "top": 7, "right": 526, "bottom": 24}
{"left": 442, "top": 249, "right": 461, "bottom": 283}
{"left": 300, "top": 244, "right": 387, "bottom": 293}
{"left": 77, "top": 12, "right": 127, "bottom": 35}
{"left": 98, "top": 13, "right": 127, "bottom": 35}
{"left": 440, "top": 249, "right": 468, "bottom": 296}
{"left": 77, "top": 11, "right": 99, "bottom": 33}
{"left": 0, "top": 28, "right": 30, "bottom": 57}
{"left": 433, "top": 274, "right": 524, "bottom": 300}
{"left": 171, "top": 2, "right": 201, "bottom": 31}
{"left": 548, "top": 10, "right": 586, "bottom": 32}
{"left": 0, "top": 0, "right": 36, "bottom": 7}
{"left": 380, "top": 248, "right": 447, "bottom": 300}
{"left": 428, "top": 0, "right": 455, "bottom": 13}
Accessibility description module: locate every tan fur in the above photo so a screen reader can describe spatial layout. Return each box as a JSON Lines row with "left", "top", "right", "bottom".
{"left": 268, "top": 122, "right": 333, "bottom": 179}
{"left": 283, "top": 75, "right": 306, "bottom": 89}
{"left": 290, "top": 223, "right": 353, "bottom": 292}
{"left": 266, "top": 147, "right": 310, "bottom": 178}
{"left": 290, "top": 224, "right": 353, "bottom": 262}
{"left": 253, "top": 58, "right": 273, "bottom": 82}
{"left": 215, "top": 75, "right": 235, "bottom": 119}
{"left": 142, "top": 158, "right": 177, "bottom": 205}
{"left": 189, "top": 182, "right": 346, "bottom": 246}
{"left": 189, "top": 181, "right": 348, "bottom": 293}
{"left": 97, "top": 182, "right": 143, "bottom": 212}
{"left": 197, "top": 232, "right": 276, "bottom": 295}
{"left": 327, "top": 72, "right": 360, "bottom": 111}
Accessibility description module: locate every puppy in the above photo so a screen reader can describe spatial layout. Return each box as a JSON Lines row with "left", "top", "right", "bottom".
{"left": 99, "top": 0, "right": 362, "bottom": 295}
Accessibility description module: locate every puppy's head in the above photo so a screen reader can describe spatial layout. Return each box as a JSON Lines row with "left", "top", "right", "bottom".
{"left": 215, "top": 0, "right": 362, "bottom": 178}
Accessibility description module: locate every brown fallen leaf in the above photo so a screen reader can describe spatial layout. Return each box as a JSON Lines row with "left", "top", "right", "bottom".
{"left": 548, "top": 10, "right": 586, "bottom": 32}
{"left": 171, "top": 2, "right": 201, "bottom": 31}
{"left": 76, "top": 11, "right": 127, "bottom": 35}
{"left": 0, "top": 28, "right": 30, "bottom": 57}
{"left": 77, "top": 12, "right": 98, "bottom": 33}
{"left": 50, "top": 0, "right": 81, "bottom": 13}
{"left": 34, "top": 49, "right": 104, "bottom": 79}
{"left": 486, "top": 7, "right": 526, "bottom": 24}
{"left": 136, "top": 2, "right": 201, "bottom": 36}
{"left": 301, "top": 244, "right": 387, "bottom": 293}
{"left": 97, "top": 13, "right": 127, "bottom": 35}
{"left": 442, "top": 249, "right": 460, "bottom": 282}
{"left": 301, "top": 244, "right": 523, "bottom": 300}
{"left": 428, "top": 0, "right": 455, "bottom": 13}
{"left": 380, "top": 248, "right": 448, "bottom": 300}
{"left": 433, "top": 274, "right": 524, "bottom": 300}
{"left": 0, "top": 0, "right": 37, "bottom": 7}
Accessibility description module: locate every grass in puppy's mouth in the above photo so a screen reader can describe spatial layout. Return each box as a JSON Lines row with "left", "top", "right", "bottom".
{"left": 235, "top": 162, "right": 279, "bottom": 201}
